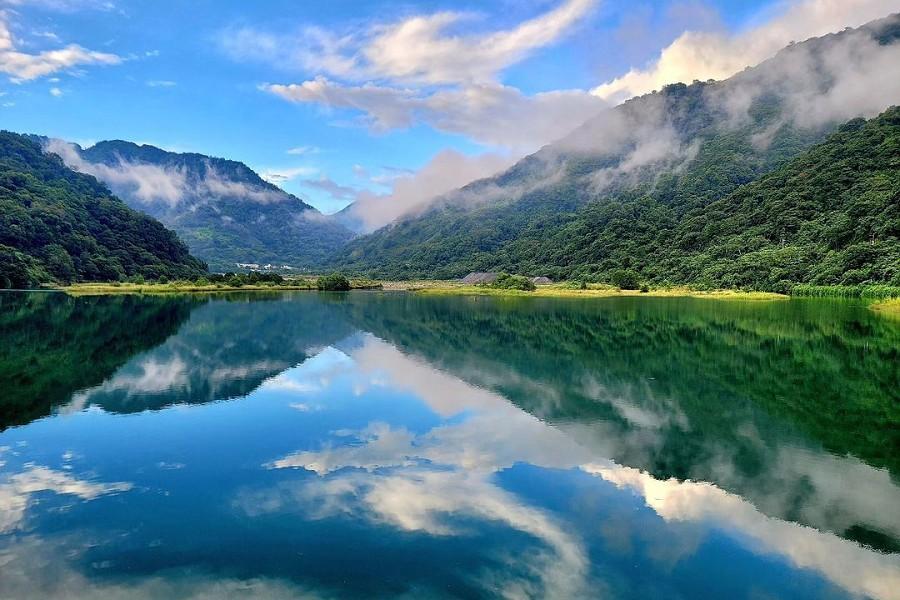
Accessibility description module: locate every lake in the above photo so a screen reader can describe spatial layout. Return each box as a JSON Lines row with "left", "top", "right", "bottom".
{"left": 1, "top": 290, "right": 898, "bottom": 599}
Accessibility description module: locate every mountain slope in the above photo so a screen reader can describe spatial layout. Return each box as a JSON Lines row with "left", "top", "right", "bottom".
{"left": 0, "top": 132, "right": 207, "bottom": 288}
{"left": 47, "top": 140, "right": 354, "bottom": 272}
{"left": 530, "top": 107, "right": 900, "bottom": 289}
{"left": 332, "top": 14, "right": 900, "bottom": 285}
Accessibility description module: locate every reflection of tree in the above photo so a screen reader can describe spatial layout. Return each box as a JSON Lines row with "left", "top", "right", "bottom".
{"left": 69, "top": 293, "right": 355, "bottom": 414}
{"left": 338, "top": 294, "right": 900, "bottom": 552}
{"left": 0, "top": 292, "right": 198, "bottom": 430}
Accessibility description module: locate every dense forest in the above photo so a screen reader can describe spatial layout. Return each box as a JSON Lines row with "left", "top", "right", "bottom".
{"left": 333, "top": 106, "right": 899, "bottom": 290}
{"left": 0, "top": 132, "right": 207, "bottom": 288}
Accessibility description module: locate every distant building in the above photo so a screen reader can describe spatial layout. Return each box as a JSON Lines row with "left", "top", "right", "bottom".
{"left": 531, "top": 277, "right": 553, "bottom": 285}
{"left": 461, "top": 272, "right": 498, "bottom": 284}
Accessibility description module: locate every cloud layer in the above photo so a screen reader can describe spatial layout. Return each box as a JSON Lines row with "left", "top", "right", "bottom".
{"left": 335, "top": 149, "right": 515, "bottom": 231}
{"left": 592, "top": 0, "right": 900, "bottom": 103}
{"left": 46, "top": 139, "right": 289, "bottom": 207}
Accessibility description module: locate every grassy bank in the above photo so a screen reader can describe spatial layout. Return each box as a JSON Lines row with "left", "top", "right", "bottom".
{"left": 57, "top": 280, "right": 900, "bottom": 315}
{"left": 63, "top": 279, "right": 381, "bottom": 296}
{"left": 399, "top": 281, "right": 787, "bottom": 301}
{"left": 790, "top": 284, "right": 900, "bottom": 299}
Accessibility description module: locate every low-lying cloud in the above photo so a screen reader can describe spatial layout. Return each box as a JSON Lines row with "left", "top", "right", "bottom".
{"left": 331, "top": 149, "right": 515, "bottom": 231}
{"left": 46, "top": 139, "right": 290, "bottom": 207}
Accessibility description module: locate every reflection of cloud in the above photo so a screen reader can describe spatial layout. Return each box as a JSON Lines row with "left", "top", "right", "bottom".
{"left": 271, "top": 422, "right": 418, "bottom": 474}
{"left": 0, "top": 466, "right": 132, "bottom": 533}
{"left": 350, "top": 335, "right": 509, "bottom": 417}
{"left": 0, "top": 536, "right": 323, "bottom": 600}
{"left": 261, "top": 340, "right": 900, "bottom": 600}
{"left": 62, "top": 354, "right": 190, "bottom": 413}
{"left": 585, "top": 463, "right": 900, "bottom": 600}
{"left": 241, "top": 467, "right": 589, "bottom": 598}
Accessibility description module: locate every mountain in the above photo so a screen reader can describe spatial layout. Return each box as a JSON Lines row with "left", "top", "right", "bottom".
{"left": 332, "top": 14, "right": 900, "bottom": 288}
{"left": 0, "top": 131, "right": 207, "bottom": 288}
{"left": 45, "top": 140, "right": 354, "bottom": 272}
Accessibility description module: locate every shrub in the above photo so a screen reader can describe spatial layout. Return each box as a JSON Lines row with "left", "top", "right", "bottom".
{"left": 317, "top": 273, "right": 351, "bottom": 291}
{"left": 610, "top": 269, "right": 641, "bottom": 290}
{"left": 489, "top": 273, "right": 536, "bottom": 291}
{"left": 640, "top": 284, "right": 650, "bottom": 293}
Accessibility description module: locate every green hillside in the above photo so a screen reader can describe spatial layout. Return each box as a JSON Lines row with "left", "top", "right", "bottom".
{"left": 330, "top": 16, "right": 900, "bottom": 289}
{"left": 0, "top": 132, "right": 207, "bottom": 288}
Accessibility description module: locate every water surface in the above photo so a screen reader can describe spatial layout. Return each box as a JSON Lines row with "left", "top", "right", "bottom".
{"left": 1, "top": 291, "right": 898, "bottom": 599}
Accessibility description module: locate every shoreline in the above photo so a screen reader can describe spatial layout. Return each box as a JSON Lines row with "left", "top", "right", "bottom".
{"left": 43, "top": 282, "right": 899, "bottom": 315}
{"left": 386, "top": 281, "right": 787, "bottom": 301}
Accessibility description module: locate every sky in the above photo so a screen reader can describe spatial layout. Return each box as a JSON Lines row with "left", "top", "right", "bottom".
{"left": 1, "top": 0, "right": 898, "bottom": 216}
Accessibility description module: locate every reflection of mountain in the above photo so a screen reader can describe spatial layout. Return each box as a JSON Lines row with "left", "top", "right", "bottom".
{"left": 337, "top": 294, "right": 900, "bottom": 552}
{"left": 0, "top": 292, "right": 196, "bottom": 430}
{"left": 68, "top": 293, "right": 355, "bottom": 414}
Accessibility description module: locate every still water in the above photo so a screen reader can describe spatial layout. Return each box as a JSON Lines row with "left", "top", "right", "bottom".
{"left": 1, "top": 291, "right": 898, "bottom": 599}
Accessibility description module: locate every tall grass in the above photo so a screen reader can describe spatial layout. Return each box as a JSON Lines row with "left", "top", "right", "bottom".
{"left": 790, "top": 284, "right": 900, "bottom": 299}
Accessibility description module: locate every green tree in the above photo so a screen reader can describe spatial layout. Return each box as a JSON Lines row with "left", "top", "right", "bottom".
{"left": 317, "top": 273, "right": 351, "bottom": 291}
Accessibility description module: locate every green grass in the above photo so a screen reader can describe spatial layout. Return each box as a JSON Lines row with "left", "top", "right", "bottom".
{"left": 410, "top": 282, "right": 786, "bottom": 301}
{"left": 63, "top": 278, "right": 382, "bottom": 296}
{"left": 871, "top": 298, "right": 900, "bottom": 316}
{"left": 791, "top": 284, "right": 900, "bottom": 299}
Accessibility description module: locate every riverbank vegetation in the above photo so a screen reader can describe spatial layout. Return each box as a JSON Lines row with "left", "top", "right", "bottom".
{"left": 64, "top": 273, "right": 381, "bottom": 295}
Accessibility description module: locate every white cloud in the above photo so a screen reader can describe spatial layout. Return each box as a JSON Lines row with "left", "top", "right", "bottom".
{"left": 358, "top": 0, "right": 596, "bottom": 85}
{"left": 265, "top": 78, "right": 605, "bottom": 151}
{"left": 286, "top": 145, "right": 320, "bottom": 155}
{"left": 300, "top": 176, "right": 359, "bottom": 201}
{"left": 145, "top": 79, "right": 175, "bottom": 87}
{"left": 258, "top": 165, "right": 317, "bottom": 185}
{"left": 223, "top": 0, "right": 597, "bottom": 86}
{"left": 0, "top": 12, "right": 120, "bottom": 82}
{"left": 48, "top": 85, "right": 61, "bottom": 96}
{"left": 46, "top": 138, "right": 189, "bottom": 206}
{"left": 338, "top": 149, "right": 514, "bottom": 231}
{"left": 591, "top": 0, "right": 900, "bottom": 103}
{"left": 0, "top": 0, "right": 117, "bottom": 11}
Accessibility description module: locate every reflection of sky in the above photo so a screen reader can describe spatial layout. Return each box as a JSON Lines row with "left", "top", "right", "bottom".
{"left": 1, "top": 335, "right": 898, "bottom": 599}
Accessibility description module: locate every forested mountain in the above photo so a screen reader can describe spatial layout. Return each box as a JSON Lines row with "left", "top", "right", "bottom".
{"left": 331, "top": 14, "right": 900, "bottom": 288}
{"left": 45, "top": 139, "right": 354, "bottom": 272}
{"left": 0, "top": 132, "right": 207, "bottom": 288}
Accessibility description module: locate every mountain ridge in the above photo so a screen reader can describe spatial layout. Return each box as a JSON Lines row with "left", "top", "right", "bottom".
{"left": 44, "top": 138, "right": 355, "bottom": 272}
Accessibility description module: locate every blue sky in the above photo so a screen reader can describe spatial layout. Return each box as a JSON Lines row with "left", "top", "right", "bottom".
{"left": 0, "top": 0, "right": 895, "bottom": 215}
